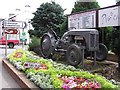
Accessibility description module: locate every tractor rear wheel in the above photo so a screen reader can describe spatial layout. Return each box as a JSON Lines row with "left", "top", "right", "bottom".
{"left": 96, "top": 43, "right": 108, "bottom": 61}
{"left": 40, "top": 33, "right": 56, "bottom": 58}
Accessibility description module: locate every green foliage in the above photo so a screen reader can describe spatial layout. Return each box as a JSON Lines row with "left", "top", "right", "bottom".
{"left": 59, "top": 17, "right": 68, "bottom": 37}
{"left": 29, "top": 37, "right": 40, "bottom": 49}
{"left": 31, "top": 1, "right": 64, "bottom": 37}
{"left": 104, "top": 27, "right": 112, "bottom": 50}
{"left": 111, "top": 27, "right": 120, "bottom": 70}
{"left": 28, "top": 29, "right": 35, "bottom": 38}
{"left": 111, "top": 27, "right": 120, "bottom": 55}
{"left": 72, "top": 0, "right": 100, "bottom": 13}
{"left": 28, "top": 37, "right": 41, "bottom": 55}
{"left": 98, "top": 27, "right": 113, "bottom": 50}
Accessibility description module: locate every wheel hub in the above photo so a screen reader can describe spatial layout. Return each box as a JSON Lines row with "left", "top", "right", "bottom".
{"left": 69, "top": 50, "right": 77, "bottom": 62}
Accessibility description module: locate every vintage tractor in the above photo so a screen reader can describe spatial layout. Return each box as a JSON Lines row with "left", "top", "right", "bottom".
{"left": 40, "top": 29, "right": 108, "bottom": 66}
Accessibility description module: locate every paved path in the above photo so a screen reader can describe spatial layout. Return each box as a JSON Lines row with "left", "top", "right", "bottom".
{"left": 0, "top": 45, "right": 21, "bottom": 89}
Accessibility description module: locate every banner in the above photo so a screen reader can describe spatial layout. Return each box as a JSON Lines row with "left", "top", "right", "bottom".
{"left": 68, "top": 11, "right": 96, "bottom": 29}
{"left": 99, "top": 6, "right": 119, "bottom": 27}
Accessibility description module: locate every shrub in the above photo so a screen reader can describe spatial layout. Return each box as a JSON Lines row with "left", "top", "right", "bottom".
{"left": 28, "top": 37, "right": 41, "bottom": 55}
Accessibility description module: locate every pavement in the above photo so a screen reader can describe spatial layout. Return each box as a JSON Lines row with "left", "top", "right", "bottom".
{"left": 0, "top": 45, "right": 22, "bottom": 89}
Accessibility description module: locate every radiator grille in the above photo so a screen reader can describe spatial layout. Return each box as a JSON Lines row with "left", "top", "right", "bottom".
{"left": 96, "top": 35, "right": 99, "bottom": 47}
{"left": 90, "top": 34, "right": 95, "bottom": 47}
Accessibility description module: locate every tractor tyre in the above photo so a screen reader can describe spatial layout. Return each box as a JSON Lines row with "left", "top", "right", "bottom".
{"left": 40, "top": 33, "right": 56, "bottom": 58}
{"left": 96, "top": 43, "right": 108, "bottom": 61}
{"left": 66, "top": 44, "right": 82, "bottom": 66}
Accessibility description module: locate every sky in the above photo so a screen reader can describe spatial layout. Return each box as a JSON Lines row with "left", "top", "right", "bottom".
{"left": 0, "top": 0, "right": 117, "bottom": 20}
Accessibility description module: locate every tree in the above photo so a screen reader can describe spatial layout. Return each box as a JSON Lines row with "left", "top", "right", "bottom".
{"left": 110, "top": 1, "right": 120, "bottom": 72}
{"left": 98, "top": 27, "right": 112, "bottom": 50}
{"left": 31, "top": 1, "right": 64, "bottom": 37}
{"left": 72, "top": 0, "right": 100, "bottom": 13}
{"left": 59, "top": 16, "right": 68, "bottom": 37}
{"left": 112, "top": 27, "right": 120, "bottom": 71}
{"left": 28, "top": 29, "right": 35, "bottom": 38}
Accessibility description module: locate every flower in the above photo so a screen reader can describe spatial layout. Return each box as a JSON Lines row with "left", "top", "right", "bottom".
{"left": 62, "top": 84, "right": 70, "bottom": 90}
{"left": 94, "top": 82, "right": 101, "bottom": 88}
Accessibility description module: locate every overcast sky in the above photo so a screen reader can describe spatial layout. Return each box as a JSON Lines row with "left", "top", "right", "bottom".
{"left": 0, "top": 0, "right": 116, "bottom": 19}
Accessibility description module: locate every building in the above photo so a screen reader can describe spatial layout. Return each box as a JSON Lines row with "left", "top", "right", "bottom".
{"left": 0, "top": 12, "right": 33, "bottom": 45}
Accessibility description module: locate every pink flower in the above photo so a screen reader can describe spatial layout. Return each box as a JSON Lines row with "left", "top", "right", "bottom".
{"left": 94, "top": 83, "right": 101, "bottom": 88}
{"left": 89, "top": 82, "right": 94, "bottom": 88}
{"left": 62, "top": 84, "right": 70, "bottom": 90}
{"left": 65, "top": 79, "right": 70, "bottom": 84}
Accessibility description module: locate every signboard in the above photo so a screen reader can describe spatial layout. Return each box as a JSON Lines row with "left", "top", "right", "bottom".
{"left": 68, "top": 11, "right": 96, "bottom": 29}
{"left": 4, "top": 29, "right": 19, "bottom": 34}
{"left": 23, "top": 62, "right": 41, "bottom": 69}
{"left": 23, "top": 62, "right": 47, "bottom": 70}
{"left": 22, "top": 32, "right": 26, "bottom": 36}
{"left": 99, "top": 6, "right": 119, "bottom": 27}
{"left": 20, "top": 32, "right": 26, "bottom": 41}
{"left": 3, "top": 20, "right": 27, "bottom": 29}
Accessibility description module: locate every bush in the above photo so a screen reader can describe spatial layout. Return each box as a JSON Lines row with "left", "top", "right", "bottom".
{"left": 28, "top": 37, "right": 41, "bottom": 55}
{"left": 98, "top": 27, "right": 112, "bottom": 50}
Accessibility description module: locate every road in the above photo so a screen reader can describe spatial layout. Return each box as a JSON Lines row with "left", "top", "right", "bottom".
{"left": 0, "top": 45, "right": 21, "bottom": 89}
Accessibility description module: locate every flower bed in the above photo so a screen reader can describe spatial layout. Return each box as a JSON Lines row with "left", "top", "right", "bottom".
{"left": 7, "top": 49, "right": 120, "bottom": 89}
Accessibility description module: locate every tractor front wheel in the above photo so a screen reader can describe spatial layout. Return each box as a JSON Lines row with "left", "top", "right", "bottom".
{"left": 66, "top": 44, "right": 82, "bottom": 66}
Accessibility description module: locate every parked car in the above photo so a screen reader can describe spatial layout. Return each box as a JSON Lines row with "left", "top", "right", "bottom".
{"left": 0, "top": 36, "right": 20, "bottom": 48}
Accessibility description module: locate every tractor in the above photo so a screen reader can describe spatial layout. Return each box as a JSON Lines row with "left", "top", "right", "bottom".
{"left": 40, "top": 29, "right": 108, "bottom": 66}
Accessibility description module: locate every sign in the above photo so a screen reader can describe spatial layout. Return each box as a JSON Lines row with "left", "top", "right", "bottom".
{"left": 3, "top": 20, "right": 27, "bottom": 29}
{"left": 23, "top": 62, "right": 47, "bottom": 70}
{"left": 99, "top": 6, "right": 120, "bottom": 27}
{"left": 4, "top": 29, "right": 19, "bottom": 34}
{"left": 68, "top": 11, "right": 96, "bottom": 29}
{"left": 22, "top": 32, "right": 26, "bottom": 36}
{"left": 21, "top": 32, "right": 26, "bottom": 41}
{"left": 23, "top": 62, "right": 41, "bottom": 69}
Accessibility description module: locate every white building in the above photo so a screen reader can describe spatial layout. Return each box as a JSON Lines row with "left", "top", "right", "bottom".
{"left": 13, "top": 9, "right": 34, "bottom": 44}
